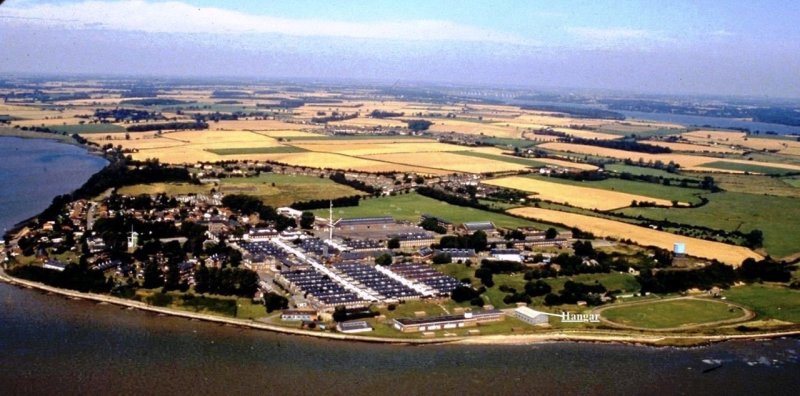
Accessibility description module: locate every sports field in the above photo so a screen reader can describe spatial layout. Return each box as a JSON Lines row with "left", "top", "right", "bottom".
{"left": 600, "top": 298, "right": 748, "bottom": 329}
{"left": 313, "top": 192, "right": 538, "bottom": 229}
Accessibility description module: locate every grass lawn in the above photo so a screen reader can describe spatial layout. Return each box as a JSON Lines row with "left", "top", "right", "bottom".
{"left": 453, "top": 151, "right": 549, "bottom": 167}
{"left": 46, "top": 123, "right": 126, "bottom": 134}
{"left": 207, "top": 146, "right": 307, "bottom": 155}
{"left": 618, "top": 191, "right": 800, "bottom": 258}
{"left": 117, "top": 182, "right": 210, "bottom": 196}
{"left": 526, "top": 174, "right": 705, "bottom": 205}
{"left": 702, "top": 161, "right": 797, "bottom": 175}
{"left": 601, "top": 298, "right": 745, "bottom": 329}
{"left": 480, "top": 137, "right": 540, "bottom": 149}
{"left": 605, "top": 163, "right": 698, "bottom": 179}
{"left": 313, "top": 192, "right": 539, "bottom": 228}
{"left": 722, "top": 284, "right": 800, "bottom": 323}
{"left": 220, "top": 173, "right": 360, "bottom": 207}
{"left": 284, "top": 134, "right": 432, "bottom": 141}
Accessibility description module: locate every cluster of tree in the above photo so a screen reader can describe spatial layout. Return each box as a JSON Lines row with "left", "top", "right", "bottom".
{"left": 431, "top": 253, "right": 452, "bottom": 264}
{"left": 636, "top": 262, "right": 737, "bottom": 294}
{"left": 210, "top": 90, "right": 252, "bottom": 99}
{"left": 498, "top": 279, "right": 553, "bottom": 305}
{"left": 4, "top": 90, "right": 91, "bottom": 102}
{"left": 119, "top": 98, "right": 189, "bottom": 106}
{"left": 94, "top": 108, "right": 163, "bottom": 123}
{"left": 221, "top": 194, "right": 296, "bottom": 231}
{"left": 558, "top": 137, "right": 671, "bottom": 154}
{"left": 374, "top": 253, "right": 393, "bottom": 266}
{"left": 416, "top": 187, "right": 488, "bottom": 210}
{"left": 419, "top": 217, "right": 447, "bottom": 234}
{"left": 192, "top": 265, "right": 260, "bottom": 297}
{"left": 485, "top": 188, "right": 529, "bottom": 202}
{"left": 8, "top": 263, "right": 111, "bottom": 293}
{"left": 450, "top": 285, "right": 483, "bottom": 306}
{"left": 290, "top": 195, "right": 361, "bottom": 211}
{"left": 544, "top": 280, "right": 609, "bottom": 306}
{"left": 332, "top": 306, "right": 378, "bottom": 322}
{"left": 119, "top": 88, "right": 159, "bottom": 98}
{"left": 264, "top": 292, "right": 289, "bottom": 313}
{"left": 126, "top": 121, "right": 208, "bottom": 132}
{"left": 532, "top": 128, "right": 569, "bottom": 137}
{"left": 406, "top": 119, "right": 433, "bottom": 132}
{"left": 370, "top": 110, "right": 404, "bottom": 118}
{"left": 438, "top": 231, "right": 488, "bottom": 252}
{"left": 328, "top": 172, "right": 380, "bottom": 195}
{"left": 311, "top": 112, "right": 358, "bottom": 123}
{"left": 738, "top": 258, "right": 793, "bottom": 283}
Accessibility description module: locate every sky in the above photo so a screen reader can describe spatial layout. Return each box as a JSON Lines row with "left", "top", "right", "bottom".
{"left": 1, "top": 0, "right": 799, "bottom": 97}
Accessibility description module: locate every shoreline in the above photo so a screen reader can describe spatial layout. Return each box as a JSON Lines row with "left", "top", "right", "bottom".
{"left": 2, "top": 269, "right": 798, "bottom": 347}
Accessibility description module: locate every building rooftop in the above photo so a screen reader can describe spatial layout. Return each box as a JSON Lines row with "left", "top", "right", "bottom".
{"left": 462, "top": 221, "right": 495, "bottom": 231}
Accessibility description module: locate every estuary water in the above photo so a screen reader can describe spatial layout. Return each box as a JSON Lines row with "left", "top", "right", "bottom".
{"left": 0, "top": 137, "right": 107, "bottom": 234}
{"left": 0, "top": 138, "right": 798, "bottom": 395}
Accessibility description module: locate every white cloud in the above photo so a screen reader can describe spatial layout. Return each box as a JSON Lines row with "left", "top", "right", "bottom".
{"left": 567, "top": 26, "right": 675, "bottom": 48}
{"left": 710, "top": 29, "right": 735, "bottom": 37}
{"left": 0, "top": 0, "right": 526, "bottom": 44}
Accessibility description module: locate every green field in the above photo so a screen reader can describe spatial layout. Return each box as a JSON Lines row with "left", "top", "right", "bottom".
{"left": 46, "top": 123, "right": 126, "bottom": 134}
{"left": 702, "top": 161, "right": 797, "bottom": 175}
{"left": 605, "top": 163, "right": 698, "bottom": 179}
{"left": 782, "top": 177, "right": 800, "bottom": 188}
{"left": 313, "top": 192, "right": 539, "bottom": 228}
{"left": 480, "top": 137, "right": 540, "bottom": 149}
{"left": 453, "top": 151, "right": 550, "bottom": 167}
{"left": 526, "top": 175, "right": 706, "bottom": 204}
{"left": 601, "top": 298, "right": 746, "bottom": 329}
{"left": 618, "top": 191, "right": 800, "bottom": 257}
{"left": 283, "top": 134, "right": 432, "bottom": 141}
{"left": 698, "top": 172, "right": 800, "bottom": 198}
{"left": 207, "top": 146, "right": 307, "bottom": 155}
{"left": 722, "top": 284, "right": 800, "bottom": 323}
{"left": 0, "top": 127, "right": 79, "bottom": 144}
{"left": 117, "top": 182, "right": 210, "bottom": 196}
{"left": 220, "top": 173, "right": 360, "bottom": 207}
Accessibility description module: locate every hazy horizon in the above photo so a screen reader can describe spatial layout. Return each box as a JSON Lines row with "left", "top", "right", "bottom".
{"left": 2, "top": 0, "right": 799, "bottom": 98}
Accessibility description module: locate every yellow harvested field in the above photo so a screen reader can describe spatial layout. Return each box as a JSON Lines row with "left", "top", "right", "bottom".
{"left": 428, "top": 119, "right": 522, "bottom": 138}
{"left": 540, "top": 142, "right": 716, "bottom": 167}
{"left": 291, "top": 141, "right": 466, "bottom": 156}
{"left": 212, "top": 119, "right": 320, "bottom": 131}
{"left": 513, "top": 114, "right": 611, "bottom": 128}
{"left": 535, "top": 158, "right": 599, "bottom": 171}
{"left": 242, "top": 152, "right": 449, "bottom": 175}
{"left": 329, "top": 117, "right": 408, "bottom": 128}
{"left": 508, "top": 207, "right": 762, "bottom": 265}
{"left": 647, "top": 141, "right": 744, "bottom": 154}
{"left": 484, "top": 176, "right": 676, "bottom": 210}
{"left": 682, "top": 130, "right": 800, "bottom": 156}
{"left": 250, "top": 130, "right": 325, "bottom": 138}
{"left": 362, "top": 152, "right": 528, "bottom": 174}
